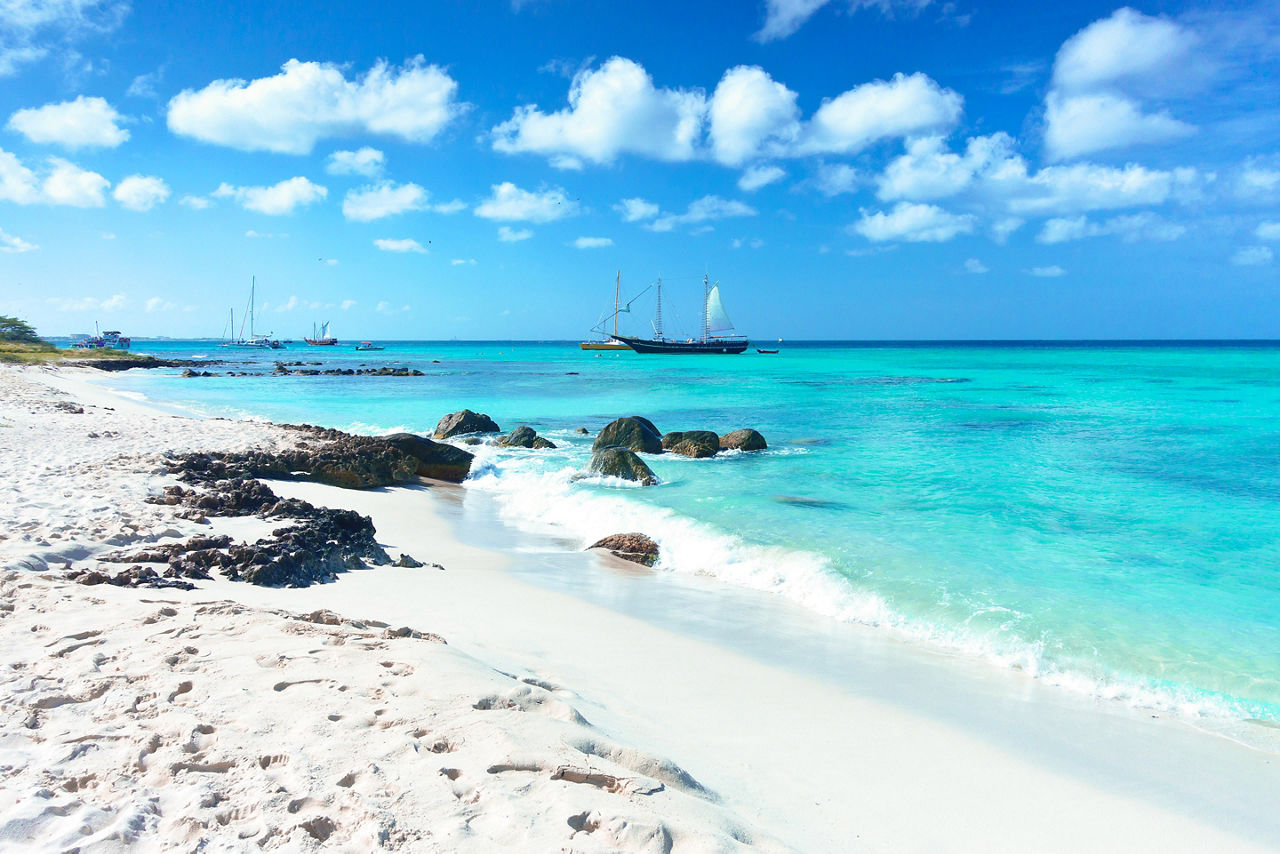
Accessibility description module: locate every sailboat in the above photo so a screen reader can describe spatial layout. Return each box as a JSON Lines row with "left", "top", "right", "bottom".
{"left": 220, "top": 277, "right": 282, "bottom": 349}
{"left": 611, "top": 274, "right": 749, "bottom": 354}
{"left": 305, "top": 321, "right": 338, "bottom": 346}
{"left": 579, "top": 271, "right": 633, "bottom": 350}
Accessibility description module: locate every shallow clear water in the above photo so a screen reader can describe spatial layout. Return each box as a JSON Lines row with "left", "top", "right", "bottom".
{"left": 98, "top": 339, "right": 1280, "bottom": 723}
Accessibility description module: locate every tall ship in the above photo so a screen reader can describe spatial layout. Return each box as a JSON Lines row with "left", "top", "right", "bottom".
{"left": 220, "top": 277, "right": 282, "bottom": 349}
{"left": 579, "top": 271, "right": 633, "bottom": 351}
{"left": 71, "top": 324, "right": 130, "bottom": 350}
{"left": 305, "top": 321, "right": 338, "bottom": 346}
{"left": 611, "top": 274, "right": 749, "bottom": 354}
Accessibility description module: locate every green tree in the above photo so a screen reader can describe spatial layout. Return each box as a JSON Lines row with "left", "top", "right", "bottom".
{"left": 0, "top": 315, "right": 41, "bottom": 343}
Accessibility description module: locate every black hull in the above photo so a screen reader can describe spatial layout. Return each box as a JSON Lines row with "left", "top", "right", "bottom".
{"left": 613, "top": 335, "right": 748, "bottom": 354}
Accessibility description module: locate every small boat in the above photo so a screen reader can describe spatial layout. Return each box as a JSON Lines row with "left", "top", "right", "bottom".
{"left": 580, "top": 271, "right": 633, "bottom": 351}
{"left": 757, "top": 349, "right": 778, "bottom": 354}
{"left": 71, "top": 324, "right": 131, "bottom": 350}
{"left": 355, "top": 341, "right": 384, "bottom": 351}
{"left": 611, "top": 273, "right": 749, "bottom": 354}
{"left": 220, "top": 277, "right": 283, "bottom": 348}
{"left": 305, "top": 321, "right": 338, "bottom": 345}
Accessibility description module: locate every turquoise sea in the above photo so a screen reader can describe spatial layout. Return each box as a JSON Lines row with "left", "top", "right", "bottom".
{"left": 96, "top": 340, "right": 1280, "bottom": 727}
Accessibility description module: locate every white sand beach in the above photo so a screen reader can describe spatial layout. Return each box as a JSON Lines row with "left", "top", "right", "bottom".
{"left": 3, "top": 362, "right": 1279, "bottom": 853}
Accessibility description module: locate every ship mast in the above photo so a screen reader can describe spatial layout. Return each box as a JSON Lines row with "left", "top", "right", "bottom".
{"left": 702, "top": 273, "right": 710, "bottom": 342}
{"left": 654, "top": 277, "right": 664, "bottom": 340}
{"left": 613, "top": 270, "right": 620, "bottom": 338}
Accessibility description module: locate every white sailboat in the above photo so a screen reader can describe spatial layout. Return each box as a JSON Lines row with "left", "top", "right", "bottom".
{"left": 220, "top": 277, "right": 282, "bottom": 349}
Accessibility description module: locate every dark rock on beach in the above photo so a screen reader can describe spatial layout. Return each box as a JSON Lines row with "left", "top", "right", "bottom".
{"left": 587, "top": 532, "right": 660, "bottom": 567}
{"left": 583, "top": 447, "right": 657, "bottom": 485}
{"left": 574, "top": 427, "right": 590, "bottom": 435}
{"left": 496, "top": 425, "right": 556, "bottom": 450}
{"left": 383, "top": 433, "right": 474, "bottom": 483}
{"left": 720, "top": 428, "right": 768, "bottom": 451}
{"left": 661, "top": 430, "right": 721, "bottom": 458}
{"left": 434, "top": 409, "right": 501, "bottom": 439}
{"left": 592, "top": 416, "right": 662, "bottom": 454}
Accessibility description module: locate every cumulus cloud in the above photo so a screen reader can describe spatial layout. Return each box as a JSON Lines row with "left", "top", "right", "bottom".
{"left": 492, "top": 57, "right": 705, "bottom": 165}
{"left": 145, "top": 297, "right": 175, "bottom": 312}
{"left": 168, "top": 57, "right": 463, "bottom": 154}
{"left": 1052, "top": 8, "right": 1195, "bottom": 93}
{"left": 813, "top": 162, "right": 860, "bottom": 196}
{"left": 648, "top": 195, "right": 756, "bottom": 232}
{"left": 738, "top": 164, "right": 786, "bottom": 192}
{"left": 48, "top": 292, "right": 128, "bottom": 311}
{"left": 497, "top": 225, "right": 533, "bottom": 242}
{"left": 1036, "top": 212, "right": 1185, "bottom": 244}
{"left": 113, "top": 174, "right": 169, "bottom": 211}
{"left": 475, "top": 182, "right": 578, "bottom": 222}
{"left": 754, "top": 0, "right": 934, "bottom": 42}
{"left": 614, "top": 197, "right": 659, "bottom": 222}
{"left": 709, "top": 66, "right": 799, "bottom": 166}
{"left": 1029, "top": 265, "right": 1066, "bottom": 277}
{"left": 41, "top": 157, "right": 108, "bottom": 206}
{"left": 1256, "top": 221, "right": 1280, "bottom": 241}
{"left": 852, "top": 202, "right": 974, "bottom": 242}
{"left": 964, "top": 258, "right": 987, "bottom": 273}
{"left": 1231, "top": 246, "right": 1273, "bottom": 266}
{"left": 342, "top": 181, "right": 427, "bottom": 221}
{"left": 374, "top": 237, "right": 427, "bottom": 253}
{"left": 7, "top": 96, "right": 129, "bottom": 148}
{"left": 1043, "top": 91, "right": 1192, "bottom": 161}
{"left": 877, "top": 133, "right": 1018, "bottom": 201}
{"left": 433, "top": 198, "right": 466, "bottom": 214}
{"left": 326, "top": 147, "right": 385, "bottom": 177}
{"left": 0, "top": 226, "right": 36, "bottom": 252}
{"left": 1237, "top": 163, "right": 1280, "bottom": 198}
{"left": 341, "top": 299, "right": 357, "bottom": 309}
{"left": 179, "top": 194, "right": 210, "bottom": 210}
{"left": 212, "top": 176, "right": 327, "bottom": 215}
{"left": 800, "top": 73, "right": 961, "bottom": 155}
{"left": 1001, "top": 162, "right": 1198, "bottom": 216}
{"left": 573, "top": 236, "right": 613, "bottom": 249}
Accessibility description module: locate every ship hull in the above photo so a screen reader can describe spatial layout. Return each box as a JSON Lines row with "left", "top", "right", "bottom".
{"left": 612, "top": 335, "right": 748, "bottom": 354}
{"left": 579, "top": 340, "right": 632, "bottom": 351}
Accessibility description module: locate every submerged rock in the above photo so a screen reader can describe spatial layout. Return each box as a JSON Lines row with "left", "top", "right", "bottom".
{"left": 383, "top": 433, "right": 474, "bottom": 483}
{"left": 661, "top": 430, "right": 720, "bottom": 458}
{"left": 587, "top": 532, "right": 660, "bottom": 567}
{"left": 592, "top": 417, "right": 662, "bottom": 454}
{"left": 583, "top": 447, "right": 657, "bottom": 485}
{"left": 496, "top": 425, "right": 556, "bottom": 450}
{"left": 719, "top": 428, "right": 768, "bottom": 451}
{"left": 434, "top": 409, "right": 500, "bottom": 439}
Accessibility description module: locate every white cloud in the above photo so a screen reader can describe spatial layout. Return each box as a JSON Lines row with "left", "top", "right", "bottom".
{"left": 213, "top": 177, "right": 327, "bottom": 215}
{"left": 179, "top": 194, "right": 210, "bottom": 210}
{"left": 852, "top": 202, "right": 974, "bottom": 242}
{"left": 245, "top": 229, "right": 289, "bottom": 238}
{"left": 7, "top": 96, "right": 128, "bottom": 148}
{"left": 341, "top": 299, "right": 357, "bottom": 310}
{"left": 451, "top": 258, "right": 476, "bottom": 265}
{"left": 1043, "top": 91, "right": 1192, "bottom": 161}
{"left": 877, "top": 133, "right": 1018, "bottom": 201}
{"left": 1036, "top": 212, "right": 1186, "bottom": 244}
{"left": 144, "top": 297, "right": 175, "bottom": 312}
{"left": 754, "top": 0, "right": 934, "bottom": 42}
{"left": 323, "top": 258, "right": 338, "bottom": 266}
{"left": 1052, "top": 8, "right": 1195, "bottom": 93}
{"left": 342, "top": 181, "right": 427, "bottom": 221}
{"left": 475, "top": 182, "right": 578, "bottom": 222}
{"left": 800, "top": 73, "right": 962, "bottom": 155}
{"left": 375, "top": 300, "right": 410, "bottom": 314}
{"left": 492, "top": 57, "right": 705, "bottom": 164}
{"left": 168, "top": 57, "right": 463, "bottom": 154}
{"left": 1256, "top": 222, "right": 1280, "bottom": 241}
{"left": 573, "top": 236, "right": 613, "bottom": 249}
{"left": 433, "top": 199, "right": 466, "bottom": 214}
{"left": 48, "top": 292, "right": 128, "bottom": 311}
{"left": 964, "top": 257, "right": 987, "bottom": 274}
{"left": 648, "top": 195, "right": 756, "bottom": 232}
{"left": 991, "top": 217, "right": 1024, "bottom": 243}
{"left": 326, "top": 147, "right": 385, "bottom": 177}
{"left": 112, "top": 174, "right": 169, "bottom": 211}
{"left": 374, "top": 237, "right": 427, "bottom": 253}
{"left": 0, "top": 147, "right": 107, "bottom": 206}
{"left": 1237, "top": 164, "right": 1280, "bottom": 198}
{"left": 0, "top": 0, "right": 128, "bottom": 78}
{"left": 497, "top": 225, "right": 533, "bottom": 242}
{"left": 0, "top": 226, "right": 36, "bottom": 252}
{"left": 813, "top": 162, "right": 860, "bottom": 196}
{"left": 1029, "top": 265, "right": 1066, "bottom": 277}
{"left": 738, "top": 164, "right": 786, "bottom": 192}
{"left": 1231, "top": 246, "right": 1273, "bottom": 266}
{"left": 126, "top": 69, "right": 161, "bottom": 99}
{"left": 709, "top": 66, "right": 799, "bottom": 166}
{"left": 614, "top": 197, "right": 659, "bottom": 222}
{"left": 1002, "top": 162, "right": 1195, "bottom": 216}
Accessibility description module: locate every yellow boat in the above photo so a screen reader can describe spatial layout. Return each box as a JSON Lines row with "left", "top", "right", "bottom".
{"left": 579, "top": 270, "right": 633, "bottom": 351}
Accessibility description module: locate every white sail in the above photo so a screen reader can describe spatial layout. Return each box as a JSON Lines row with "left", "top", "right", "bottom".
{"left": 705, "top": 284, "right": 734, "bottom": 334}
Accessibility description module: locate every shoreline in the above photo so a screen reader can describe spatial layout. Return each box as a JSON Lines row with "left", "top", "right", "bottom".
{"left": 3, "top": 362, "right": 1279, "bottom": 851}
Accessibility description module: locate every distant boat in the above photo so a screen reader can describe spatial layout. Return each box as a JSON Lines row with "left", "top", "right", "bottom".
{"left": 611, "top": 274, "right": 749, "bottom": 354}
{"left": 757, "top": 348, "right": 778, "bottom": 354}
{"left": 580, "top": 270, "right": 633, "bottom": 351}
{"left": 306, "top": 321, "right": 338, "bottom": 346}
{"left": 355, "top": 341, "right": 384, "bottom": 351}
{"left": 71, "top": 323, "right": 130, "bottom": 350}
{"left": 220, "top": 277, "right": 282, "bottom": 349}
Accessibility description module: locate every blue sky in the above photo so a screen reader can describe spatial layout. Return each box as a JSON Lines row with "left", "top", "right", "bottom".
{"left": 1, "top": 0, "right": 1278, "bottom": 339}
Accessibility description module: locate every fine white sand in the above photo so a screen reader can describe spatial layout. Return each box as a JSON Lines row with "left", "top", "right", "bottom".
{"left": 3, "top": 362, "right": 1280, "bottom": 853}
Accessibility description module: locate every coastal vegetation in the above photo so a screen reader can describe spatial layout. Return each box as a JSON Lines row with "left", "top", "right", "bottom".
{"left": 0, "top": 314, "right": 167, "bottom": 367}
